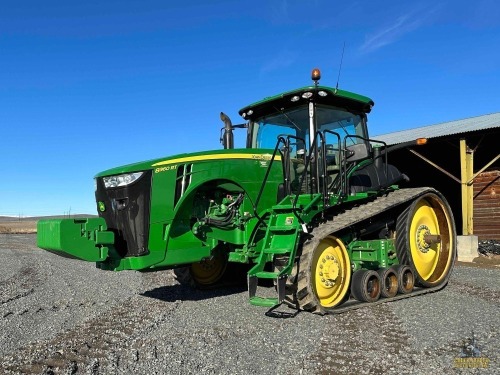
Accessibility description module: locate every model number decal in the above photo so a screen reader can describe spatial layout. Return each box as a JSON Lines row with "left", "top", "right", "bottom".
{"left": 155, "top": 165, "right": 177, "bottom": 173}
{"left": 252, "top": 154, "right": 273, "bottom": 160}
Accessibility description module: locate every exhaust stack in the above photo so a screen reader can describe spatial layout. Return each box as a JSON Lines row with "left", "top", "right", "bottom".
{"left": 220, "top": 112, "right": 234, "bottom": 149}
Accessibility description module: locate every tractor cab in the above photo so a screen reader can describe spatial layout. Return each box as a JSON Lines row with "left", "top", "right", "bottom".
{"left": 239, "top": 69, "right": 378, "bottom": 197}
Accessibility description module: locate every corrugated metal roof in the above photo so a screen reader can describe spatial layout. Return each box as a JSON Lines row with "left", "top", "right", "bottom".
{"left": 374, "top": 112, "right": 500, "bottom": 145}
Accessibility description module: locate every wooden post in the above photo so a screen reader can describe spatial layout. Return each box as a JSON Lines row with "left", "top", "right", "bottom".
{"left": 460, "top": 139, "right": 474, "bottom": 235}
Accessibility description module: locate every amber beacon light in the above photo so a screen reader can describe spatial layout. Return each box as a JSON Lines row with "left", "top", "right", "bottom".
{"left": 311, "top": 68, "right": 321, "bottom": 83}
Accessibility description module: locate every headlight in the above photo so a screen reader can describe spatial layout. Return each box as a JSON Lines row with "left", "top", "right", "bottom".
{"left": 103, "top": 172, "right": 144, "bottom": 189}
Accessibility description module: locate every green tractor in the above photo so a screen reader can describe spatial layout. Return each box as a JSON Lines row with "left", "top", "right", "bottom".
{"left": 37, "top": 69, "right": 456, "bottom": 314}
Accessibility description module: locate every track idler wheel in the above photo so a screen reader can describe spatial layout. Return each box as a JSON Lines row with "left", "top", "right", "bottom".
{"left": 294, "top": 236, "right": 352, "bottom": 313}
{"left": 350, "top": 269, "right": 381, "bottom": 302}
{"left": 393, "top": 264, "right": 415, "bottom": 294}
{"left": 377, "top": 267, "right": 398, "bottom": 298}
{"left": 311, "top": 236, "right": 352, "bottom": 308}
{"left": 396, "top": 192, "right": 457, "bottom": 287}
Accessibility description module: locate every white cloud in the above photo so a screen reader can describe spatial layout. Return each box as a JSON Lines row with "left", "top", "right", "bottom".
{"left": 360, "top": 6, "right": 440, "bottom": 53}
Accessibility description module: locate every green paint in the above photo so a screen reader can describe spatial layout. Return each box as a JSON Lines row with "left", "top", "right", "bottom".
{"left": 349, "top": 239, "right": 398, "bottom": 271}
{"left": 37, "top": 218, "right": 113, "bottom": 262}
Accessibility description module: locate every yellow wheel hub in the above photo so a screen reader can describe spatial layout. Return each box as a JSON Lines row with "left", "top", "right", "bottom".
{"left": 409, "top": 200, "right": 440, "bottom": 280}
{"left": 191, "top": 254, "right": 227, "bottom": 286}
{"left": 313, "top": 236, "right": 351, "bottom": 308}
{"left": 321, "top": 256, "right": 340, "bottom": 282}
{"left": 416, "top": 224, "right": 432, "bottom": 253}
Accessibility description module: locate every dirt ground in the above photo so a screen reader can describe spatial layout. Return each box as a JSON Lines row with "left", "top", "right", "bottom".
{"left": 0, "top": 221, "right": 37, "bottom": 234}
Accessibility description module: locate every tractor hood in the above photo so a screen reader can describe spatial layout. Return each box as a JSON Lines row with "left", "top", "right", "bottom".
{"left": 94, "top": 148, "right": 277, "bottom": 178}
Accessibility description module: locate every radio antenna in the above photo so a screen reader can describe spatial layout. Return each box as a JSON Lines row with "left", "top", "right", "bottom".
{"left": 335, "top": 42, "right": 345, "bottom": 94}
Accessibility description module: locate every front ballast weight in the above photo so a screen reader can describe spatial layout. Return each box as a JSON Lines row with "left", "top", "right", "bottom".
{"left": 37, "top": 217, "right": 114, "bottom": 262}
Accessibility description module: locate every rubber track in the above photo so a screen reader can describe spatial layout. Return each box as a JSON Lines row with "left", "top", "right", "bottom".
{"left": 395, "top": 205, "right": 412, "bottom": 266}
{"left": 292, "top": 187, "right": 451, "bottom": 315}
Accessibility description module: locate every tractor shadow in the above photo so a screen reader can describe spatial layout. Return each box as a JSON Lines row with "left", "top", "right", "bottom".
{"left": 140, "top": 265, "right": 301, "bottom": 319}
{"left": 141, "top": 283, "right": 247, "bottom": 303}
{"left": 141, "top": 283, "right": 301, "bottom": 319}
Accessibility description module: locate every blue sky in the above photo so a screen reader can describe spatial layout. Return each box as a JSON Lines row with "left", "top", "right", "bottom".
{"left": 1, "top": 0, "right": 499, "bottom": 216}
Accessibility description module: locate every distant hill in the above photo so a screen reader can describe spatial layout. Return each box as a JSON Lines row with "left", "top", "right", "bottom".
{"left": 0, "top": 214, "right": 97, "bottom": 223}
{"left": 0, "top": 214, "right": 98, "bottom": 234}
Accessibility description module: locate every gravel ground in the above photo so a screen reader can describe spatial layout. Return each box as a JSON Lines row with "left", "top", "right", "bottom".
{"left": 479, "top": 240, "right": 500, "bottom": 256}
{"left": 0, "top": 234, "right": 498, "bottom": 374}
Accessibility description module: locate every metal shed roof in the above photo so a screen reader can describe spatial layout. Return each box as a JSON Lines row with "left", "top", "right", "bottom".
{"left": 374, "top": 112, "right": 500, "bottom": 145}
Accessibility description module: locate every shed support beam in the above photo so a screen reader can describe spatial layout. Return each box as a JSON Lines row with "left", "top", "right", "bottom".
{"left": 467, "top": 153, "right": 500, "bottom": 184}
{"left": 460, "top": 139, "right": 474, "bottom": 235}
{"left": 407, "top": 149, "right": 461, "bottom": 183}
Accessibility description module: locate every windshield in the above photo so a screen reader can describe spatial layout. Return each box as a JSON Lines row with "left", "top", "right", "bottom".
{"left": 251, "top": 105, "right": 366, "bottom": 157}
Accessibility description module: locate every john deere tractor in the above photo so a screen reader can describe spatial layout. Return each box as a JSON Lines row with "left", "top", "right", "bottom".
{"left": 38, "top": 69, "right": 456, "bottom": 314}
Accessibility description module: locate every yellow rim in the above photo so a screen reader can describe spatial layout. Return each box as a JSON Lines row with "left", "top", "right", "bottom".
{"left": 190, "top": 254, "right": 227, "bottom": 285}
{"left": 409, "top": 197, "right": 453, "bottom": 283}
{"left": 312, "top": 236, "right": 351, "bottom": 308}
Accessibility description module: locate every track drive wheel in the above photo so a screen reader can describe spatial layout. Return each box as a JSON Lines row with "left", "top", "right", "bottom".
{"left": 351, "top": 269, "right": 381, "bottom": 302}
{"left": 174, "top": 251, "right": 228, "bottom": 288}
{"left": 396, "top": 192, "right": 456, "bottom": 287}
{"left": 295, "top": 235, "right": 352, "bottom": 314}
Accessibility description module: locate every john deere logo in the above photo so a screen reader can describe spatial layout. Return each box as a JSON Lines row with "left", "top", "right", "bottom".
{"left": 98, "top": 201, "right": 106, "bottom": 212}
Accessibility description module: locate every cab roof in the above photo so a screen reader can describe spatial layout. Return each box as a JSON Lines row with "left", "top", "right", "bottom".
{"left": 238, "top": 86, "right": 374, "bottom": 121}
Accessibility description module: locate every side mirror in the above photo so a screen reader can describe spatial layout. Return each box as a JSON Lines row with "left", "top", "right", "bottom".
{"left": 346, "top": 143, "right": 370, "bottom": 162}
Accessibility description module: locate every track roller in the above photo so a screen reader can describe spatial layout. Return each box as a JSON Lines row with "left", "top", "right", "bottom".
{"left": 377, "top": 267, "right": 398, "bottom": 298}
{"left": 350, "top": 269, "right": 381, "bottom": 302}
{"left": 393, "top": 264, "right": 414, "bottom": 294}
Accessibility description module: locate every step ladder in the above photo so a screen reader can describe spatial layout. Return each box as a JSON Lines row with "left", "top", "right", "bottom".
{"left": 247, "top": 205, "right": 302, "bottom": 307}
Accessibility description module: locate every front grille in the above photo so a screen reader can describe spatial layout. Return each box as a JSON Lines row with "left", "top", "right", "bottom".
{"left": 95, "top": 170, "right": 152, "bottom": 258}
